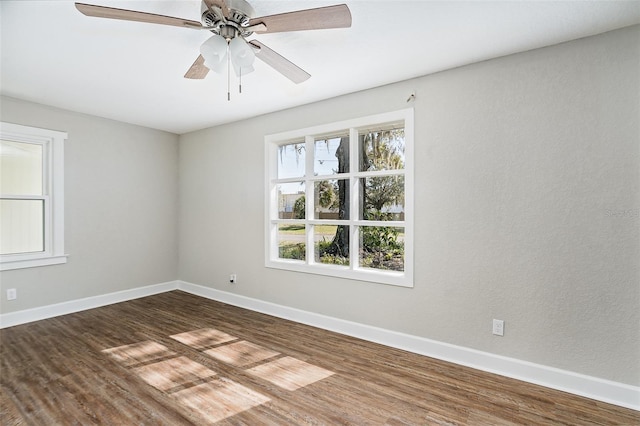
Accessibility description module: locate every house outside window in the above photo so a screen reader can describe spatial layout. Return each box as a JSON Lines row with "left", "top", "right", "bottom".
{"left": 265, "top": 109, "right": 413, "bottom": 287}
{"left": 0, "top": 122, "right": 67, "bottom": 271}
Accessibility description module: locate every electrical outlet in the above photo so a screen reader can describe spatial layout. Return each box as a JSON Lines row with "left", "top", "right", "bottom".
{"left": 492, "top": 319, "right": 504, "bottom": 336}
{"left": 229, "top": 274, "right": 237, "bottom": 283}
{"left": 7, "top": 288, "right": 17, "bottom": 301}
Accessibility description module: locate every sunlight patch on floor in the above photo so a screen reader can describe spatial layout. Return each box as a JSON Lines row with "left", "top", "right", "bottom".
{"left": 246, "top": 356, "right": 335, "bottom": 391}
{"left": 203, "top": 340, "right": 280, "bottom": 367}
{"left": 133, "top": 356, "right": 218, "bottom": 391}
{"left": 102, "top": 341, "right": 175, "bottom": 367}
{"left": 172, "top": 378, "right": 270, "bottom": 424}
{"left": 170, "top": 328, "right": 237, "bottom": 349}
{"left": 102, "top": 327, "right": 335, "bottom": 422}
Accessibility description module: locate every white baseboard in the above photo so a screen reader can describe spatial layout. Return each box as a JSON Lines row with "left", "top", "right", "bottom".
{"left": 1, "top": 279, "right": 637, "bottom": 411}
{"left": 177, "top": 280, "right": 640, "bottom": 411}
{"left": 0, "top": 280, "right": 179, "bottom": 329}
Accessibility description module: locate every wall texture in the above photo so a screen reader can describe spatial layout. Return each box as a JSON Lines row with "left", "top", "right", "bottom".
{"left": 0, "top": 97, "right": 179, "bottom": 313}
{"left": 1, "top": 25, "right": 637, "bottom": 389}
{"left": 178, "top": 26, "right": 640, "bottom": 386}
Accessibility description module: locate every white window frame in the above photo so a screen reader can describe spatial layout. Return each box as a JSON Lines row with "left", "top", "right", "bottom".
{"left": 0, "top": 122, "right": 67, "bottom": 271}
{"left": 265, "top": 109, "right": 414, "bottom": 287}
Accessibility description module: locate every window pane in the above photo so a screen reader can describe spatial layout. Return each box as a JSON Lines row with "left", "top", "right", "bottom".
{"left": 359, "top": 128, "right": 405, "bottom": 172}
{"left": 315, "top": 225, "right": 349, "bottom": 266}
{"left": 277, "top": 142, "right": 306, "bottom": 179}
{"left": 0, "top": 140, "right": 43, "bottom": 195}
{"left": 359, "top": 226, "right": 404, "bottom": 272}
{"left": 0, "top": 199, "right": 44, "bottom": 255}
{"left": 277, "top": 182, "right": 305, "bottom": 219}
{"left": 277, "top": 223, "right": 305, "bottom": 261}
{"left": 359, "top": 176, "right": 405, "bottom": 221}
{"left": 314, "top": 135, "right": 349, "bottom": 175}
{"left": 314, "top": 179, "right": 349, "bottom": 220}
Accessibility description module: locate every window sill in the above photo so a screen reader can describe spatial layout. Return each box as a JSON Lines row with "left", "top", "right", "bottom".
{"left": 0, "top": 255, "right": 68, "bottom": 271}
{"left": 266, "top": 260, "right": 413, "bottom": 288}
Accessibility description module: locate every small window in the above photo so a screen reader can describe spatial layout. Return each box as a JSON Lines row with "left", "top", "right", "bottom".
{"left": 265, "top": 109, "right": 413, "bottom": 287}
{"left": 0, "top": 122, "right": 67, "bottom": 270}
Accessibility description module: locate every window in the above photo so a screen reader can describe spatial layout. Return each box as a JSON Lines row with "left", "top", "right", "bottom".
{"left": 265, "top": 109, "right": 413, "bottom": 287}
{"left": 0, "top": 122, "right": 67, "bottom": 271}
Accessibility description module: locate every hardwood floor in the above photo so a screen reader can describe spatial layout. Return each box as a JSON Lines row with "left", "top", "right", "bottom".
{"left": 1, "top": 291, "right": 638, "bottom": 425}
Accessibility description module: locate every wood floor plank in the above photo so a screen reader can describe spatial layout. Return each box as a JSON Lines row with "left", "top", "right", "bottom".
{"left": 1, "top": 291, "right": 638, "bottom": 425}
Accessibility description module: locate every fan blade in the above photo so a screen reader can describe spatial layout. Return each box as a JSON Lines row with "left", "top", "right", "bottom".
{"left": 184, "top": 55, "right": 210, "bottom": 79}
{"left": 248, "top": 4, "right": 351, "bottom": 34}
{"left": 203, "top": 0, "right": 230, "bottom": 20}
{"left": 249, "top": 40, "right": 310, "bottom": 84}
{"left": 75, "top": 3, "right": 203, "bottom": 29}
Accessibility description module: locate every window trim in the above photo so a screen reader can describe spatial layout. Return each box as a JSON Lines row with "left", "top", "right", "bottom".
{"left": 0, "top": 122, "right": 67, "bottom": 271}
{"left": 265, "top": 109, "right": 414, "bottom": 287}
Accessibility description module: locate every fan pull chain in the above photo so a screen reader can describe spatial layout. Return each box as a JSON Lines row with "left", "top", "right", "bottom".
{"left": 239, "top": 67, "right": 243, "bottom": 94}
{"left": 227, "top": 45, "right": 231, "bottom": 101}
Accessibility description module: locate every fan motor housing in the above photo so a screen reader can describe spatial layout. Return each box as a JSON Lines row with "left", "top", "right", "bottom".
{"left": 201, "top": 0, "right": 255, "bottom": 28}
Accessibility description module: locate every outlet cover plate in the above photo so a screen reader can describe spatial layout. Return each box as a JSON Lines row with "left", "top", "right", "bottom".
{"left": 7, "top": 288, "right": 17, "bottom": 300}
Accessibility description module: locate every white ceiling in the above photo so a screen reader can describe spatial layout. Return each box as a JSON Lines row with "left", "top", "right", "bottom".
{"left": 2, "top": 1, "right": 639, "bottom": 134}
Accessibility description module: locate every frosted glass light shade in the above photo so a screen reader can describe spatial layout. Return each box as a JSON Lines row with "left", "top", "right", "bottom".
{"left": 200, "top": 35, "right": 228, "bottom": 71}
{"left": 229, "top": 37, "right": 256, "bottom": 76}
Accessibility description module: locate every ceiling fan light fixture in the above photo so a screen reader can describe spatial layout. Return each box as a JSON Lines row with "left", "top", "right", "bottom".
{"left": 74, "top": 0, "right": 352, "bottom": 93}
{"left": 229, "top": 36, "right": 256, "bottom": 75}
{"left": 200, "top": 34, "right": 228, "bottom": 70}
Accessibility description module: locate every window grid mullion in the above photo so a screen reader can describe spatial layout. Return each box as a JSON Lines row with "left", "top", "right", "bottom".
{"left": 266, "top": 142, "right": 274, "bottom": 261}
{"left": 349, "top": 127, "right": 360, "bottom": 269}
{"left": 356, "top": 220, "right": 405, "bottom": 228}
{"left": 0, "top": 195, "right": 47, "bottom": 201}
{"left": 353, "top": 169, "right": 405, "bottom": 179}
{"left": 42, "top": 196, "right": 51, "bottom": 254}
{"left": 40, "top": 143, "right": 50, "bottom": 254}
{"left": 273, "top": 176, "right": 308, "bottom": 185}
{"left": 42, "top": 140, "right": 51, "bottom": 197}
{"left": 304, "top": 136, "right": 315, "bottom": 264}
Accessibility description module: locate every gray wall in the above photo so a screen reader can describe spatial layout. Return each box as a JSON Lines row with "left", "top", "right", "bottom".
{"left": 1, "top": 25, "right": 637, "bottom": 388}
{"left": 178, "top": 26, "right": 639, "bottom": 385}
{"left": 0, "top": 97, "right": 179, "bottom": 312}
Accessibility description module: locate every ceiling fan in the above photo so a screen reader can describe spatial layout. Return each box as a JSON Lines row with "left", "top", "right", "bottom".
{"left": 75, "top": 0, "right": 352, "bottom": 98}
